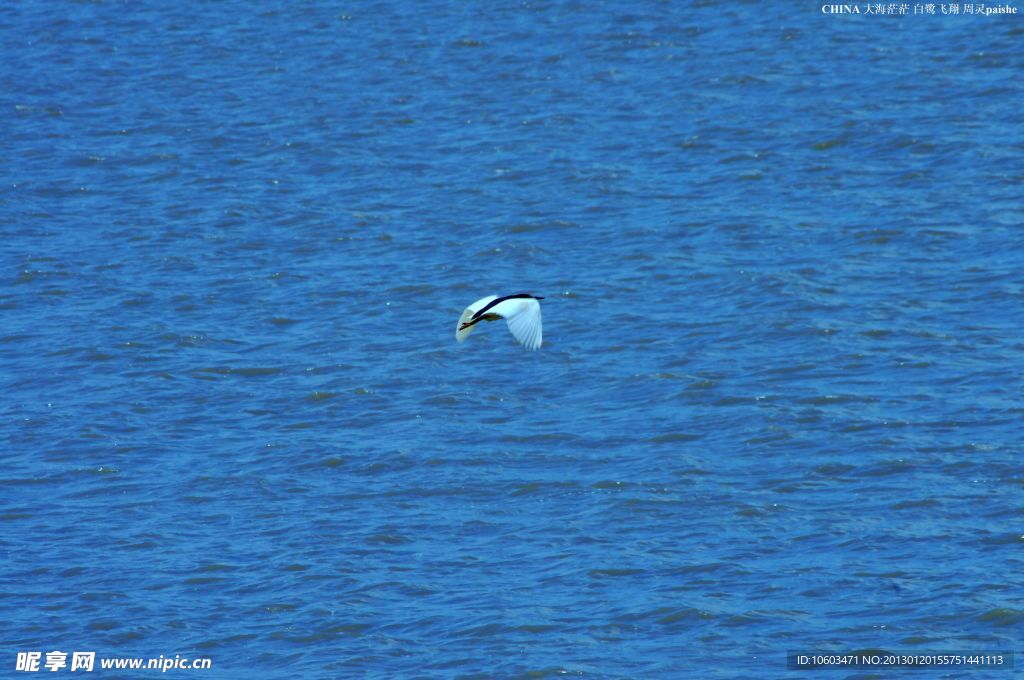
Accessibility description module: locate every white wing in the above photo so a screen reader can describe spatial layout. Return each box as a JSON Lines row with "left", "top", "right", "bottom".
{"left": 455, "top": 295, "right": 497, "bottom": 343}
{"left": 503, "top": 298, "right": 542, "bottom": 350}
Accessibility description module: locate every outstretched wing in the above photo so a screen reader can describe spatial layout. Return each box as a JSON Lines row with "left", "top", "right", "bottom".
{"left": 504, "top": 298, "right": 542, "bottom": 350}
{"left": 455, "top": 295, "right": 497, "bottom": 343}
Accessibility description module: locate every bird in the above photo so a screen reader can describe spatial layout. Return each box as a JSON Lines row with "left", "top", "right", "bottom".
{"left": 455, "top": 293, "right": 543, "bottom": 350}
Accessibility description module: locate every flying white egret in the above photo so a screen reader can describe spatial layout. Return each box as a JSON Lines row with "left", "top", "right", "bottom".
{"left": 455, "top": 293, "right": 543, "bottom": 350}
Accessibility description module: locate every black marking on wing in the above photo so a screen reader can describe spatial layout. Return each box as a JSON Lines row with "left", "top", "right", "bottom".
{"left": 470, "top": 293, "right": 539, "bottom": 321}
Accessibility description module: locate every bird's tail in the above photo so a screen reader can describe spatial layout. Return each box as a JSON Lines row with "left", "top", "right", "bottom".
{"left": 455, "top": 307, "right": 479, "bottom": 343}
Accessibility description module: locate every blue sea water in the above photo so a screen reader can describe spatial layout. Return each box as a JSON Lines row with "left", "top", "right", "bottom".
{"left": 3, "top": 1, "right": 1023, "bottom": 677}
